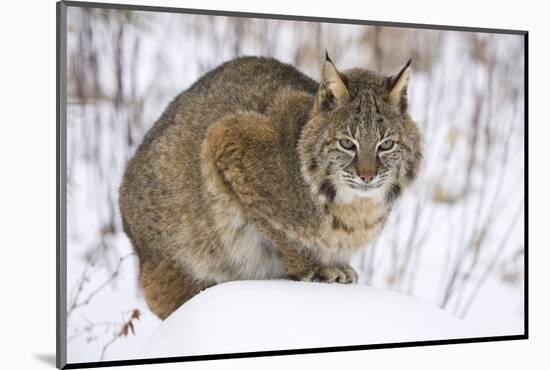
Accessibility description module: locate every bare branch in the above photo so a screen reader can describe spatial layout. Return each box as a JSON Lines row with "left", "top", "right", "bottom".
{"left": 67, "top": 253, "right": 134, "bottom": 317}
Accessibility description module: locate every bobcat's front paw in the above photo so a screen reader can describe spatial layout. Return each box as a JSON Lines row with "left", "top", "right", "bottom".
{"left": 290, "top": 264, "right": 358, "bottom": 284}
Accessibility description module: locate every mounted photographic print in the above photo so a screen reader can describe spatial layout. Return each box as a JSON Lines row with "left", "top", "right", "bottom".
{"left": 56, "top": 1, "right": 528, "bottom": 368}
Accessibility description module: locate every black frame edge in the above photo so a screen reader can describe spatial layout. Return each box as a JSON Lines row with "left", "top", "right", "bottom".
{"left": 61, "top": 0, "right": 527, "bottom": 35}
{"left": 64, "top": 335, "right": 528, "bottom": 369}
{"left": 57, "top": 1, "right": 68, "bottom": 369}
{"left": 523, "top": 32, "right": 529, "bottom": 339}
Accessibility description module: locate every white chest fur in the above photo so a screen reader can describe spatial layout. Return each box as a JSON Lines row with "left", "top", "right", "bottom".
{"left": 216, "top": 207, "right": 286, "bottom": 282}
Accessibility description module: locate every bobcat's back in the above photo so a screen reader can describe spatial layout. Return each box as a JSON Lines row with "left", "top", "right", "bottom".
{"left": 137, "top": 56, "right": 317, "bottom": 153}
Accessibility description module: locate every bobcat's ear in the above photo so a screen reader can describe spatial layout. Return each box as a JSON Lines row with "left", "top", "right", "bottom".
{"left": 315, "top": 52, "right": 350, "bottom": 112}
{"left": 387, "top": 59, "right": 412, "bottom": 113}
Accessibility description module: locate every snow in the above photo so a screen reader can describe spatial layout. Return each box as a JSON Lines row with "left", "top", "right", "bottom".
{"left": 139, "top": 280, "right": 475, "bottom": 359}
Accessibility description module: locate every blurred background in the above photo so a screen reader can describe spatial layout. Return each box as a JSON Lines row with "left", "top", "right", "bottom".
{"left": 65, "top": 6, "right": 525, "bottom": 363}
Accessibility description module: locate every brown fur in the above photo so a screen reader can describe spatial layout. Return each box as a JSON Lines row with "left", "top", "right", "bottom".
{"left": 140, "top": 257, "right": 212, "bottom": 320}
{"left": 119, "top": 55, "right": 422, "bottom": 319}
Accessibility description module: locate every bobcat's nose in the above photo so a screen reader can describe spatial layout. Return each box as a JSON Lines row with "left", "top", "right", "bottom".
{"left": 359, "top": 171, "right": 376, "bottom": 183}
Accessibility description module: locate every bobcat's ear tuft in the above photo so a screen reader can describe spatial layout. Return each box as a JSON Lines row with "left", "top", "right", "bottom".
{"left": 315, "top": 52, "right": 350, "bottom": 112}
{"left": 387, "top": 59, "right": 412, "bottom": 113}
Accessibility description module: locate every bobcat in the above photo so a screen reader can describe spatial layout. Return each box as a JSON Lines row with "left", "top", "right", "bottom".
{"left": 119, "top": 53, "right": 423, "bottom": 319}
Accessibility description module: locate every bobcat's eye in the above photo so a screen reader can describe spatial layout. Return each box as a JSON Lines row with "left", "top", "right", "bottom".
{"left": 379, "top": 139, "right": 394, "bottom": 151}
{"left": 339, "top": 138, "right": 356, "bottom": 151}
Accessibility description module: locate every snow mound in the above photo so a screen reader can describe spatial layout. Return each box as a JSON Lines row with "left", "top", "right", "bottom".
{"left": 139, "top": 280, "right": 475, "bottom": 358}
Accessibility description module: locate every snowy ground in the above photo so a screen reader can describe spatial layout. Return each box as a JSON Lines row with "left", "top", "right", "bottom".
{"left": 65, "top": 7, "right": 525, "bottom": 364}
{"left": 139, "top": 280, "right": 474, "bottom": 359}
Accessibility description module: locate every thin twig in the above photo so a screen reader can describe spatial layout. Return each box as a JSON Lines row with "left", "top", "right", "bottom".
{"left": 459, "top": 198, "right": 524, "bottom": 318}
{"left": 67, "top": 253, "right": 134, "bottom": 317}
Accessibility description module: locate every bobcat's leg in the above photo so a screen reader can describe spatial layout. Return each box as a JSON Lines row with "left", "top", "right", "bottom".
{"left": 265, "top": 229, "right": 358, "bottom": 284}
{"left": 140, "top": 257, "right": 213, "bottom": 320}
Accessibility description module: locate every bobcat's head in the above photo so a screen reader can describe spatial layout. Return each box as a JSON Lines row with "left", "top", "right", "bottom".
{"left": 298, "top": 53, "right": 423, "bottom": 205}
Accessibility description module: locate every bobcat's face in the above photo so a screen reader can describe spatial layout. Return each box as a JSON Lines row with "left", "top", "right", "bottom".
{"left": 299, "top": 56, "right": 423, "bottom": 205}
{"left": 323, "top": 92, "right": 421, "bottom": 203}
